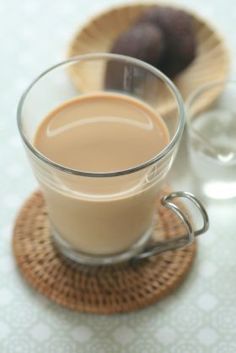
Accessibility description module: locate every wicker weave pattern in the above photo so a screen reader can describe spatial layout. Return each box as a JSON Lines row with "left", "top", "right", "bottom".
{"left": 13, "top": 191, "right": 196, "bottom": 314}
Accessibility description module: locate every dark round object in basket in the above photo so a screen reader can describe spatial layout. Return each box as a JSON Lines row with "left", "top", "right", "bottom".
{"left": 105, "top": 23, "right": 165, "bottom": 90}
{"left": 137, "top": 6, "right": 196, "bottom": 77}
{"left": 111, "top": 22, "right": 165, "bottom": 65}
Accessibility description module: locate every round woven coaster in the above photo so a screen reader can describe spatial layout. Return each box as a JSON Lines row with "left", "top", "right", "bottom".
{"left": 13, "top": 191, "right": 196, "bottom": 314}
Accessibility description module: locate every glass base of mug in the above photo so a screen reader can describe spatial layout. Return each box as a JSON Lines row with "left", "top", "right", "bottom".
{"left": 52, "top": 227, "right": 153, "bottom": 266}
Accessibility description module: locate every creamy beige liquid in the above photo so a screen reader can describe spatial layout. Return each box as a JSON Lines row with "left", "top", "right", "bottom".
{"left": 34, "top": 93, "right": 169, "bottom": 255}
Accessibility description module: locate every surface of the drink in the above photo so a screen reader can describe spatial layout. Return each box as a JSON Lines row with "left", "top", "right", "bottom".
{"left": 34, "top": 92, "right": 169, "bottom": 173}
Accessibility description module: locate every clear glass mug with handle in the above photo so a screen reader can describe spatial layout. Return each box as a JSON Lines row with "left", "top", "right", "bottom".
{"left": 17, "top": 53, "right": 209, "bottom": 265}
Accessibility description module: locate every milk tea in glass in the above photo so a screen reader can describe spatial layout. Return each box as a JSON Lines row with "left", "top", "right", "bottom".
{"left": 17, "top": 54, "right": 208, "bottom": 265}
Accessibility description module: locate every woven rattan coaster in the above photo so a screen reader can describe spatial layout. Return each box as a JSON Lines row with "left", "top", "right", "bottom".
{"left": 13, "top": 191, "right": 196, "bottom": 314}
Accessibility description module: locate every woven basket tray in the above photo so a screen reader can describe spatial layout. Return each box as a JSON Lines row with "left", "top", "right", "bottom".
{"left": 68, "top": 3, "right": 229, "bottom": 109}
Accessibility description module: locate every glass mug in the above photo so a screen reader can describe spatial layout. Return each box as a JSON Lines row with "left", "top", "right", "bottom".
{"left": 17, "top": 54, "right": 209, "bottom": 265}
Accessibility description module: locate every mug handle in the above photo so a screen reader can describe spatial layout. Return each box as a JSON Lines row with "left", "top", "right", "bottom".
{"left": 134, "top": 191, "right": 209, "bottom": 260}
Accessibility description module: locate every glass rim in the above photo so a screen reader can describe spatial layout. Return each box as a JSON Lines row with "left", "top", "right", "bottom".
{"left": 17, "top": 53, "right": 185, "bottom": 178}
{"left": 186, "top": 79, "right": 236, "bottom": 116}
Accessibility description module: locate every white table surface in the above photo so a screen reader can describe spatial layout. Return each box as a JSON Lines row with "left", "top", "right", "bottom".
{"left": 1, "top": 0, "right": 236, "bottom": 352}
